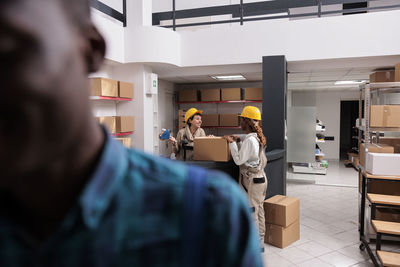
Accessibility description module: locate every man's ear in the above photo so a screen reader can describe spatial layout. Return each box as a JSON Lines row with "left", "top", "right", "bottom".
{"left": 82, "top": 25, "right": 106, "bottom": 73}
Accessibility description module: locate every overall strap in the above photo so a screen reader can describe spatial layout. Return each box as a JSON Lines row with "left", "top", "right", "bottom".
{"left": 183, "top": 166, "right": 207, "bottom": 267}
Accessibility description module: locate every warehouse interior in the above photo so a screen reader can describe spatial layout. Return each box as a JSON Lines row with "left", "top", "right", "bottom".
{"left": 91, "top": 1, "right": 400, "bottom": 265}
{"left": 3, "top": 0, "right": 400, "bottom": 266}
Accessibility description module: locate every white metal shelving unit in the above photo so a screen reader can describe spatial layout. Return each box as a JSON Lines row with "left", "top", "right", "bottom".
{"left": 292, "top": 122, "right": 328, "bottom": 175}
{"left": 358, "top": 82, "right": 400, "bottom": 266}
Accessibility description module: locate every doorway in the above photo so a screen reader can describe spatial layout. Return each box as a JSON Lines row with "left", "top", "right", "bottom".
{"left": 340, "top": 100, "right": 359, "bottom": 160}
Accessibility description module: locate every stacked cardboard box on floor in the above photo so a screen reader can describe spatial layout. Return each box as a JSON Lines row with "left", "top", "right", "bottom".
{"left": 264, "top": 195, "right": 300, "bottom": 248}
{"left": 193, "top": 137, "right": 231, "bottom": 162}
{"left": 90, "top": 77, "right": 118, "bottom": 97}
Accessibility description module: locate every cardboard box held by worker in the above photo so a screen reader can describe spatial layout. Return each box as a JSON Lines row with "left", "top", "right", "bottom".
{"left": 193, "top": 137, "right": 231, "bottom": 162}
{"left": 264, "top": 195, "right": 300, "bottom": 248}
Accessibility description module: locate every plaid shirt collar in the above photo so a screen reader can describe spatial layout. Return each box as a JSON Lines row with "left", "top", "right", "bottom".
{"left": 79, "top": 130, "right": 129, "bottom": 230}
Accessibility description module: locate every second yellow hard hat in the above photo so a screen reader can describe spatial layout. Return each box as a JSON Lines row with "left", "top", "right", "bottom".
{"left": 239, "top": 106, "right": 261, "bottom": 121}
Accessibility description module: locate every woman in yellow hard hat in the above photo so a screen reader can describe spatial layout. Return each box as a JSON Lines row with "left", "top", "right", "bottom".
{"left": 169, "top": 108, "right": 206, "bottom": 160}
{"left": 224, "top": 106, "right": 268, "bottom": 249}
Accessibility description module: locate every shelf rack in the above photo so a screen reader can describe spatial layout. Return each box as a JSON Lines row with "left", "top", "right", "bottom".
{"left": 90, "top": 96, "right": 132, "bottom": 101}
{"left": 111, "top": 131, "right": 134, "bottom": 137}
{"left": 358, "top": 82, "right": 400, "bottom": 267}
{"left": 176, "top": 100, "right": 262, "bottom": 104}
{"left": 202, "top": 126, "right": 241, "bottom": 129}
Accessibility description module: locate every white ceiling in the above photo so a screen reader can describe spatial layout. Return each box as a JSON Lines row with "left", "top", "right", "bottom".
{"left": 148, "top": 55, "right": 400, "bottom": 91}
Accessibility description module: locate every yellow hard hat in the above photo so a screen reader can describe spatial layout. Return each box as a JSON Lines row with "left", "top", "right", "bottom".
{"left": 185, "top": 108, "right": 203, "bottom": 123}
{"left": 239, "top": 106, "right": 261, "bottom": 121}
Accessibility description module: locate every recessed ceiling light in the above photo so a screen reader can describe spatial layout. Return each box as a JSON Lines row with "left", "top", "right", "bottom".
{"left": 211, "top": 75, "right": 246, "bottom": 81}
{"left": 335, "top": 80, "right": 367, "bottom": 85}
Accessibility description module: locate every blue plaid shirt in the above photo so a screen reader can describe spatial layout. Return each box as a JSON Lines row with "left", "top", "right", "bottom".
{"left": 0, "top": 133, "right": 263, "bottom": 267}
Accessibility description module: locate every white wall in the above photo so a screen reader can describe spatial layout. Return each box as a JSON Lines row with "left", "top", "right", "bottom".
{"left": 95, "top": 2, "right": 400, "bottom": 68}
{"left": 157, "top": 80, "right": 176, "bottom": 157}
{"left": 91, "top": 9, "right": 125, "bottom": 63}
{"left": 179, "top": 10, "right": 400, "bottom": 66}
{"left": 292, "top": 90, "right": 360, "bottom": 160}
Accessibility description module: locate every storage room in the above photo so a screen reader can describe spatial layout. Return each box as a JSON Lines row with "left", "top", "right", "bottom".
{"left": 2, "top": 0, "right": 400, "bottom": 267}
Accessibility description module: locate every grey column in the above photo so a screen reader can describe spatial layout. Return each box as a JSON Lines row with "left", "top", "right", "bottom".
{"left": 262, "top": 56, "right": 287, "bottom": 198}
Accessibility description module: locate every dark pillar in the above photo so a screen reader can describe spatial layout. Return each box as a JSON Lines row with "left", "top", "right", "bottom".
{"left": 262, "top": 56, "right": 287, "bottom": 198}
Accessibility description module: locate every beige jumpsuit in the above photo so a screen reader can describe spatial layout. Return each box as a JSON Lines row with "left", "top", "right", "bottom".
{"left": 238, "top": 135, "right": 268, "bottom": 245}
{"left": 173, "top": 125, "right": 206, "bottom": 161}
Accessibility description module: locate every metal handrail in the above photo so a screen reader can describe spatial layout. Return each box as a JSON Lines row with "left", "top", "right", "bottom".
{"left": 91, "top": 0, "right": 127, "bottom": 27}
{"left": 154, "top": 0, "right": 400, "bottom": 30}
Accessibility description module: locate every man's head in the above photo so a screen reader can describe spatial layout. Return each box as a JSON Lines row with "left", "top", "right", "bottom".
{"left": 0, "top": 0, "right": 106, "bottom": 182}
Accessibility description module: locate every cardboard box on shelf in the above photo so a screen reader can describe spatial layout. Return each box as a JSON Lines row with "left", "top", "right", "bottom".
{"left": 244, "top": 88, "right": 262, "bottom": 100}
{"left": 353, "top": 156, "right": 360, "bottom": 168}
{"left": 97, "top": 116, "right": 116, "bottom": 133}
{"left": 118, "top": 81, "right": 134, "bottom": 99}
{"left": 116, "top": 116, "right": 134, "bottom": 133}
{"left": 360, "top": 143, "right": 394, "bottom": 167}
{"left": 201, "top": 89, "right": 220, "bottom": 102}
{"left": 201, "top": 114, "right": 219, "bottom": 127}
{"left": 178, "top": 114, "right": 186, "bottom": 128}
{"left": 179, "top": 89, "right": 198, "bottom": 102}
{"left": 115, "top": 137, "right": 131, "bottom": 148}
{"left": 376, "top": 207, "right": 400, "bottom": 223}
{"left": 395, "top": 63, "right": 400, "bottom": 82}
{"left": 347, "top": 152, "right": 358, "bottom": 162}
{"left": 369, "top": 180, "right": 400, "bottom": 196}
{"left": 375, "top": 137, "right": 400, "bottom": 153}
{"left": 221, "top": 88, "right": 242, "bottom": 101}
{"left": 264, "top": 195, "right": 300, "bottom": 227}
{"left": 264, "top": 220, "right": 300, "bottom": 249}
{"left": 366, "top": 152, "right": 400, "bottom": 176}
{"left": 90, "top": 78, "right": 118, "bottom": 97}
{"left": 370, "top": 105, "right": 400, "bottom": 127}
{"left": 219, "top": 114, "right": 239, "bottom": 127}
{"left": 193, "top": 137, "right": 231, "bottom": 162}
{"left": 178, "top": 109, "right": 187, "bottom": 116}
{"left": 369, "top": 71, "right": 395, "bottom": 83}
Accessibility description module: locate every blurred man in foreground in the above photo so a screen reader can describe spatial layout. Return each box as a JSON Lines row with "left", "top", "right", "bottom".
{"left": 0, "top": 0, "right": 263, "bottom": 266}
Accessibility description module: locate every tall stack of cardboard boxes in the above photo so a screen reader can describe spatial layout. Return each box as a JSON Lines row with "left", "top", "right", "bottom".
{"left": 264, "top": 195, "right": 300, "bottom": 248}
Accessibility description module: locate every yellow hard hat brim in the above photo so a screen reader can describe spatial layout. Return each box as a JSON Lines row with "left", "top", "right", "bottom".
{"left": 185, "top": 109, "right": 203, "bottom": 123}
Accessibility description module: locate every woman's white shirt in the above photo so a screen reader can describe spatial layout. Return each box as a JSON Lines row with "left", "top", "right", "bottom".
{"left": 229, "top": 133, "right": 260, "bottom": 167}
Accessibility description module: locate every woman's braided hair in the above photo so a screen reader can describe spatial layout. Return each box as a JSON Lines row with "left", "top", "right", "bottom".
{"left": 244, "top": 118, "right": 267, "bottom": 147}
